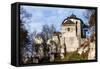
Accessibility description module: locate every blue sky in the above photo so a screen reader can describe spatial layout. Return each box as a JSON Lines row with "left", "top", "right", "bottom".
{"left": 20, "top": 5, "right": 92, "bottom": 34}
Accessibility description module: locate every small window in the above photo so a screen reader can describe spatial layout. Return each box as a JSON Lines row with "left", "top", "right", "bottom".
{"left": 67, "top": 28, "right": 70, "bottom": 31}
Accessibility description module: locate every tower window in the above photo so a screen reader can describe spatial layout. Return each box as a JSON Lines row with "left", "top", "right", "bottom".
{"left": 67, "top": 28, "right": 70, "bottom": 31}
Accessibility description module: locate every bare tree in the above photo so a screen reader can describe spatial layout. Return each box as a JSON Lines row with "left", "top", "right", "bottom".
{"left": 41, "top": 24, "right": 56, "bottom": 42}
{"left": 20, "top": 7, "right": 32, "bottom": 64}
{"left": 84, "top": 9, "right": 95, "bottom": 27}
{"left": 89, "top": 11, "right": 96, "bottom": 27}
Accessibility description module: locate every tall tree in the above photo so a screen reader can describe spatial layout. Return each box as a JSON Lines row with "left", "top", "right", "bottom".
{"left": 89, "top": 11, "right": 96, "bottom": 27}
{"left": 42, "top": 24, "right": 50, "bottom": 41}
{"left": 50, "top": 24, "right": 56, "bottom": 38}
{"left": 20, "top": 7, "right": 32, "bottom": 64}
{"left": 41, "top": 24, "right": 56, "bottom": 42}
{"left": 84, "top": 9, "right": 95, "bottom": 27}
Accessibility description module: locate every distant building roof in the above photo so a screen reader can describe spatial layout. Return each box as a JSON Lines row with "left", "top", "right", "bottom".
{"left": 53, "top": 32, "right": 61, "bottom": 36}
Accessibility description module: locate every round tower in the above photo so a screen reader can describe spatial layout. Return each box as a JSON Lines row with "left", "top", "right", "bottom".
{"left": 60, "top": 14, "right": 82, "bottom": 52}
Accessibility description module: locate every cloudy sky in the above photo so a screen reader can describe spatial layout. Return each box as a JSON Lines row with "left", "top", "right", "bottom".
{"left": 20, "top": 5, "right": 91, "bottom": 34}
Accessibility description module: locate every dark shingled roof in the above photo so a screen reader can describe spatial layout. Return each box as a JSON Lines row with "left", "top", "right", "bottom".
{"left": 61, "top": 14, "right": 86, "bottom": 27}
{"left": 67, "top": 14, "right": 78, "bottom": 19}
{"left": 62, "top": 20, "right": 75, "bottom": 26}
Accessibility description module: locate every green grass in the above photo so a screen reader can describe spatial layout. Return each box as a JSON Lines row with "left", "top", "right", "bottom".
{"left": 55, "top": 52, "right": 87, "bottom": 62}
